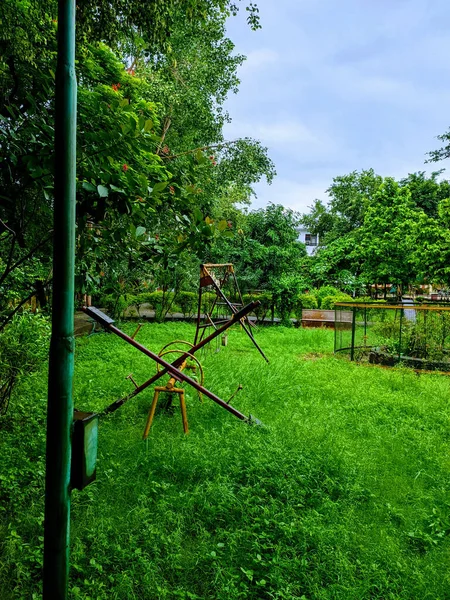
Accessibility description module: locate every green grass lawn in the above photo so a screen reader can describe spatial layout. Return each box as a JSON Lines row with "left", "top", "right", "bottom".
{"left": 1, "top": 323, "right": 450, "bottom": 599}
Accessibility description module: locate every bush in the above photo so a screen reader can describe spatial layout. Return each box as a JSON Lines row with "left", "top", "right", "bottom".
{"left": 200, "top": 291, "right": 216, "bottom": 315}
{"left": 316, "top": 286, "right": 341, "bottom": 307}
{"left": 142, "top": 291, "right": 175, "bottom": 321}
{"left": 272, "top": 276, "right": 305, "bottom": 326}
{"left": 321, "top": 293, "right": 353, "bottom": 310}
{"left": 297, "top": 293, "right": 318, "bottom": 310}
{"left": 99, "top": 293, "right": 130, "bottom": 318}
{"left": 242, "top": 292, "right": 272, "bottom": 322}
{"left": 177, "top": 291, "right": 197, "bottom": 317}
{"left": 0, "top": 312, "right": 50, "bottom": 415}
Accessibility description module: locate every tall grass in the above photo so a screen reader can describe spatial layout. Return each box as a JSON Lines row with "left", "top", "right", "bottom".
{"left": 1, "top": 323, "right": 449, "bottom": 599}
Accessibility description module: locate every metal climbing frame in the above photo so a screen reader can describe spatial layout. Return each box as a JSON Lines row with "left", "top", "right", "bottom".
{"left": 194, "top": 263, "right": 269, "bottom": 363}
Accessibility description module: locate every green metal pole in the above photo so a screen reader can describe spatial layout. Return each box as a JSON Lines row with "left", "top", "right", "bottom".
{"left": 43, "top": 0, "right": 77, "bottom": 598}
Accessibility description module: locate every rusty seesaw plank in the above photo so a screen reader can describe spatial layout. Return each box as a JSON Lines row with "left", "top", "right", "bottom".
{"left": 82, "top": 303, "right": 264, "bottom": 425}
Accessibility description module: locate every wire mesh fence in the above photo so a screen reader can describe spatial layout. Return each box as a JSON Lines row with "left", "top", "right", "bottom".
{"left": 334, "top": 302, "right": 450, "bottom": 371}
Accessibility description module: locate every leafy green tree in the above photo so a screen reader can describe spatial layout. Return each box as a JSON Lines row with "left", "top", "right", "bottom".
{"left": 207, "top": 203, "right": 308, "bottom": 295}
{"left": 410, "top": 198, "right": 450, "bottom": 286}
{"left": 0, "top": 0, "right": 273, "bottom": 317}
{"left": 399, "top": 171, "right": 450, "bottom": 218}
{"left": 301, "top": 169, "right": 383, "bottom": 245}
{"left": 353, "top": 179, "right": 420, "bottom": 292}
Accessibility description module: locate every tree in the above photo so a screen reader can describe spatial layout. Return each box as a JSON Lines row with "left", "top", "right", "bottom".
{"left": 410, "top": 198, "right": 450, "bottom": 286}
{"left": 353, "top": 179, "right": 420, "bottom": 292}
{"left": 0, "top": 0, "right": 273, "bottom": 317}
{"left": 206, "top": 203, "right": 308, "bottom": 294}
{"left": 399, "top": 171, "right": 450, "bottom": 218}
{"left": 300, "top": 169, "right": 383, "bottom": 245}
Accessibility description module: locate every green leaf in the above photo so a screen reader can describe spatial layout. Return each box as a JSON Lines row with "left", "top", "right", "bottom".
{"left": 97, "top": 185, "right": 109, "bottom": 198}
{"left": 136, "top": 226, "right": 146, "bottom": 238}
{"left": 240, "top": 568, "right": 253, "bottom": 581}
{"left": 144, "top": 119, "right": 154, "bottom": 132}
{"left": 82, "top": 182, "right": 96, "bottom": 192}
{"left": 152, "top": 181, "right": 169, "bottom": 193}
{"left": 193, "top": 208, "right": 203, "bottom": 223}
{"left": 110, "top": 184, "right": 125, "bottom": 194}
{"left": 128, "top": 116, "right": 137, "bottom": 133}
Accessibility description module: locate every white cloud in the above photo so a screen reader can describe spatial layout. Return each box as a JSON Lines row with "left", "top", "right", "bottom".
{"left": 239, "top": 49, "right": 279, "bottom": 73}
{"left": 224, "top": 118, "right": 341, "bottom": 165}
{"left": 250, "top": 178, "right": 330, "bottom": 214}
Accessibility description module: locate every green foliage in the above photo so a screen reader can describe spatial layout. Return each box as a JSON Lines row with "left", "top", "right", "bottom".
{"left": 177, "top": 291, "right": 197, "bottom": 318}
{"left": 0, "top": 312, "right": 50, "bottom": 414}
{"left": 137, "top": 291, "right": 175, "bottom": 322}
{"left": 0, "top": 0, "right": 274, "bottom": 324}
{"left": 201, "top": 292, "right": 217, "bottom": 315}
{"left": 271, "top": 275, "right": 308, "bottom": 326}
{"left": 297, "top": 293, "right": 318, "bottom": 310}
{"left": 242, "top": 292, "right": 272, "bottom": 322}
{"left": 207, "top": 203, "right": 307, "bottom": 296}
{"left": 100, "top": 294, "right": 132, "bottom": 319}
{"left": 315, "top": 286, "right": 341, "bottom": 307}
{"left": 321, "top": 293, "right": 353, "bottom": 310}
{"left": 303, "top": 169, "right": 450, "bottom": 289}
{"left": 352, "top": 297, "right": 386, "bottom": 304}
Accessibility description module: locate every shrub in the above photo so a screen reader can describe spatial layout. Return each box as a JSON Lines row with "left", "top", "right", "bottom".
{"left": 201, "top": 291, "right": 216, "bottom": 315}
{"left": 177, "top": 291, "right": 197, "bottom": 317}
{"left": 316, "top": 286, "right": 341, "bottom": 307}
{"left": 272, "top": 275, "right": 305, "bottom": 326}
{"left": 352, "top": 296, "right": 387, "bottom": 304}
{"left": 242, "top": 292, "right": 272, "bottom": 322}
{"left": 99, "top": 293, "right": 130, "bottom": 318}
{"left": 297, "top": 293, "right": 318, "bottom": 310}
{"left": 145, "top": 291, "right": 175, "bottom": 321}
{"left": 321, "top": 293, "right": 353, "bottom": 310}
{"left": 0, "top": 312, "right": 50, "bottom": 415}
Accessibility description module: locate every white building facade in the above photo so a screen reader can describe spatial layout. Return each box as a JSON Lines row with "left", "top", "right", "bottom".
{"left": 296, "top": 227, "right": 319, "bottom": 256}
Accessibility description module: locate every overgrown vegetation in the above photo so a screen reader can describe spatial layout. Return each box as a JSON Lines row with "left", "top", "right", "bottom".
{"left": 1, "top": 324, "right": 449, "bottom": 599}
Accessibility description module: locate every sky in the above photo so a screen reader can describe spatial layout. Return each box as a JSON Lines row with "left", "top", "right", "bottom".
{"left": 224, "top": 0, "right": 450, "bottom": 215}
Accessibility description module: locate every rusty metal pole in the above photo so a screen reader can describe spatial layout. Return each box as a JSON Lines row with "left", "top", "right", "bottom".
{"left": 43, "top": 1, "right": 77, "bottom": 598}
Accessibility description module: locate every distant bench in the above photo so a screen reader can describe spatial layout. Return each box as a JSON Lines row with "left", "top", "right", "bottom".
{"left": 301, "top": 309, "right": 353, "bottom": 329}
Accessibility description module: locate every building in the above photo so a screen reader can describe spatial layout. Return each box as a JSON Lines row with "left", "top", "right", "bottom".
{"left": 296, "top": 227, "right": 319, "bottom": 256}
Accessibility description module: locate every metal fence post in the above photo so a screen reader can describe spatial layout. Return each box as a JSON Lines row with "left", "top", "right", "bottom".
{"left": 350, "top": 306, "right": 356, "bottom": 361}
{"left": 398, "top": 307, "right": 403, "bottom": 363}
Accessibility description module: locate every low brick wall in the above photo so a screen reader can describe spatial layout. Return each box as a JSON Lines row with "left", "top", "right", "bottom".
{"left": 301, "top": 309, "right": 353, "bottom": 329}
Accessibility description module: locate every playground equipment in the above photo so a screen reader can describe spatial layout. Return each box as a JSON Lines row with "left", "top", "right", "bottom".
{"left": 82, "top": 303, "right": 263, "bottom": 431}
{"left": 194, "top": 263, "right": 269, "bottom": 363}
{"left": 142, "top": 340, "right": 204, "bottom": 437}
